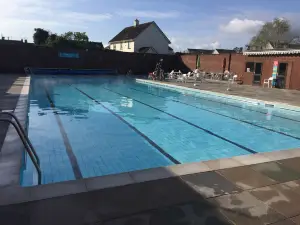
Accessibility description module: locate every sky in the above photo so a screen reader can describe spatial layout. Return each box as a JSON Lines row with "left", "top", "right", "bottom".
{"left": 1, "top": 0, "right": 300, "bottom": 51}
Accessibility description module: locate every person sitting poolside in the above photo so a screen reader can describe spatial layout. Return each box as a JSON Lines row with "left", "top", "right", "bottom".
{"left": 223, "top": 70, "right": 230, "bottom": 79}
{"left": 127, "top": 69, "right": 132, "bottom": 76}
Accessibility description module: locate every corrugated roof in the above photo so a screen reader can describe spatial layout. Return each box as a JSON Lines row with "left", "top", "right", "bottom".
{"left": 243, "top": 49, "right": 300, "bottom": 55}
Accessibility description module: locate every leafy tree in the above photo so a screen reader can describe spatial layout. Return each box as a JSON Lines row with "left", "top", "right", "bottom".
{"left": 35, "top": 28, "right": 94, "bottom": 49}
{"left": 61, "top": 31, "right": 89, "bottom": 42}
{"left": 33, "top": 28, "right": 50, "bottom": 45}
{"left": 74, "top": 32, "right": 89, "bottom": 42}
{"left": 233, "top": 47, "right": 243, "bottom": 53}
{"left": 248, "top": 18, "right": 291, "bottom": 49}
{"left": 45, "top": 33, "right": 58, "bottom": 46}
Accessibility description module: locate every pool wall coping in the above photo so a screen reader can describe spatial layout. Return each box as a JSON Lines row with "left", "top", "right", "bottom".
{"left": 1, "top": 148, "right": 300, "bottom": 206}
{"left": 0, "top": 76, "right": 30, "bottom": 188}
{"left": 135, "top": 79, "right": 300, "bottom": 111}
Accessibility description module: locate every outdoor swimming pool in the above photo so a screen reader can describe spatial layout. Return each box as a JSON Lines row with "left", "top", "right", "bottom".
{"left": 22, "top": 75, "right": 300, "bottom": 186}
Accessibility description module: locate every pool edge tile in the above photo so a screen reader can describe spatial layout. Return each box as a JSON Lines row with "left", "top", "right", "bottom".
{"left": 262, "top": 149, "right": 300, "bottom": 161}
{"left": 165, "top": 162, "right": 211, "bottom": 176}
{"left": 29, "top": 179, "right": 87, "bottom": 201}
{"left": 232, "top": 154, "right": 273, "bottom": 165}
{"left": 85, "top": 172, "right": 135, "bottom": 191}
{"left": 129, "top": 167, "right": 176, "bottom": 183}
{"left": 0, "top": 185, "right": 31, "bottom": 206}
{"left": 203, "top": 158, "right": 244, "bottom": 170}
{"left": 135, "top": 79, "right": 300, "bottom": 110}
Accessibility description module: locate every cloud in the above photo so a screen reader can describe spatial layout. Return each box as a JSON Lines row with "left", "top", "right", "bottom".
{"left": 170, "top": 36, "right": 221, "bottom": 51}
{"left": 116, "top": 10, "right": 180, "bottom": 19}
{"left": 62, "top": 12, "right": 112, "bottom": 22}
{"left": 0, "top": 0, "right": 112, "bottom": 41}
{"left": 220, "top": 18, "right": 264, "bottom": 34}
{"left": 211, "top": 41, "right": 220, "bottom": 49}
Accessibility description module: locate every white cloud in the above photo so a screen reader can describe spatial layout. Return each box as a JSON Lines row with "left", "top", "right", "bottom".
{"left": 117, "top": 10, "right": 180, "bottom": 19}
{"left": 211, "top": 41, "right": 220, "bottom": 49}
{"left": 220, "top": 18, "right": 264, "bottom": 34}
{"left": 170, "top": 36, "right": 221, "bottom": 52}
{"left": 0, "top": 0, "right": 112, "bottom": 41}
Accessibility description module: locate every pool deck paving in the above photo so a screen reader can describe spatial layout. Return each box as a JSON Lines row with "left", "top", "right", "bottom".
{"left": 144, "top": 79, "right": 300, "bottom": 107}
{"left": 1, "top": 149, "right": 300, "bottom": 225}
{"left": 0, "top": 75, "right": 26, "bottom": 149}
{"left": 1, "top": 75, "right": 300, "bottom": 224}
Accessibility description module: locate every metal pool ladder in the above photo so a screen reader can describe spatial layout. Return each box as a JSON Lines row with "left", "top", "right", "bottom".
{"left": 0, "top": 111, "right": 42, "bottom": 185}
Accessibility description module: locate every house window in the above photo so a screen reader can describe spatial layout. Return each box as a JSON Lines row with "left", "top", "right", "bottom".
{"left": 120, "top": 42, "right": 123, "bottom": 50}
{"left": 113, "top": 44, "right": 116, "bottom": 50}
{"left": 245, "top": 62, "right": 255, "bottom": 72}
{"left": 128, "top": 42, "right": 131, "bottom": 49}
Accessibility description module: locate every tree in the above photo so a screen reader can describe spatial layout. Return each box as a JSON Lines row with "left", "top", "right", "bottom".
{"left": 33, "top": 28, "right": 50, "bottom": 45}
{"left": 61, "top": 31, "right": 89, "bottom": 42}
{"left": 233, "top": 47, "right": 243, "bottom": 53}
{"left": 248, "top": 17, "right": 291, "bottom": 49}
{"left": 74, "top": 32, "right": 89, "bottom": 42}
{"left": 34, "top": 28, "right": 94, "bottom": 49}
{"left": 45, "top": 33, "right": 58, "bottom": 46}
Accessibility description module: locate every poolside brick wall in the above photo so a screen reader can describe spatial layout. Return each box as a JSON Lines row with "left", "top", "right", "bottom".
{"left": 246, "top": 56, "right": 300, "bottom": 90}
{"left": 1, "top": 43, "right": 300, "bottom": 90}
{"left": 0, "top": 44, "right": 188, "bottom": 75}
{"left": 181, "top": 53, "right": 300, "bottom": 90}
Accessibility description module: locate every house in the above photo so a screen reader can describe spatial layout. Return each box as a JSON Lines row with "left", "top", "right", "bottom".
{"left": 108, "top": 19, "right": 172, "bottom": 55}
{"left": 168, "top": 46, "right": 174, "bottom": 55}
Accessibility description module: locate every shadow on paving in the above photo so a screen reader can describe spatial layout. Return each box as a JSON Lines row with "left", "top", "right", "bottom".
{"left": 1, "top": 164, "right": 297, "bottom": 225}
{"left": 0, "top": 74, "right": 26, "bottom": 150}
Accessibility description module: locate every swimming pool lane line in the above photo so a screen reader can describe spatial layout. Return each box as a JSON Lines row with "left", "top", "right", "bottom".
{"left": 44, "top": 88, "right": 83, "bottom": 180}
{"left": 99, "top": 86, "right": 257, "bottom": 155}
{"left": 130, "top": 87, "right": 300, "bottom": 141}
{"left": 71, "top": 85, "right": 181, "bottom": 165}
{"left": 134, "top": 82, "right": 300, "bottom": 123}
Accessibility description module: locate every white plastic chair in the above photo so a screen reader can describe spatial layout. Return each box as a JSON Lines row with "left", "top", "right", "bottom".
{"left": 194, "top": 73, "right": 203, "bottom": 82}
{"left": 263, "top": 77, "right": 273, "bottom": 88}
{"left": 168, "top": 70, "right": 175, "bottom": 79}
{"left": 176, "top": 74, "right": 187, "bottom": 83}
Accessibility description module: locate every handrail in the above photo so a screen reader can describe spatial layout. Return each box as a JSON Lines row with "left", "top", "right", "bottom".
{"left": 1, "top": 112, "right": 40, "bottom": 165}
{"left": 0, "top": 114, "right": 41, "bottom": 185}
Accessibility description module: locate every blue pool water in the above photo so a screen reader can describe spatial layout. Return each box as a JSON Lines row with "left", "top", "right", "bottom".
{"left": 22, "top": 75, "right": 300, "bottom": 186}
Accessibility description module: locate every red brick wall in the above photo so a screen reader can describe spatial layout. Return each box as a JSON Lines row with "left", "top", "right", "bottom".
{"left": 1, "top": 43, "right": 300, "bottom": 90}
{"left": 230, "top": 54, "right": 246, "bottom": 77}
{"left": 199, "top": 54, "right": 230, "bottom": 72}
{"left": 180, "top": 55, "right": 196, "bottom": 71}
{"left": 181, "top": 54, "right": 232, "bottom": 72}
{"left": 245, "top": 56, "right": 300, "bottom": 89}
{"left": 0, "top": 44, "right": 187, "bottom": 75}
{"left": 289, "top": 58, "right": 300, "bottom": 90}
